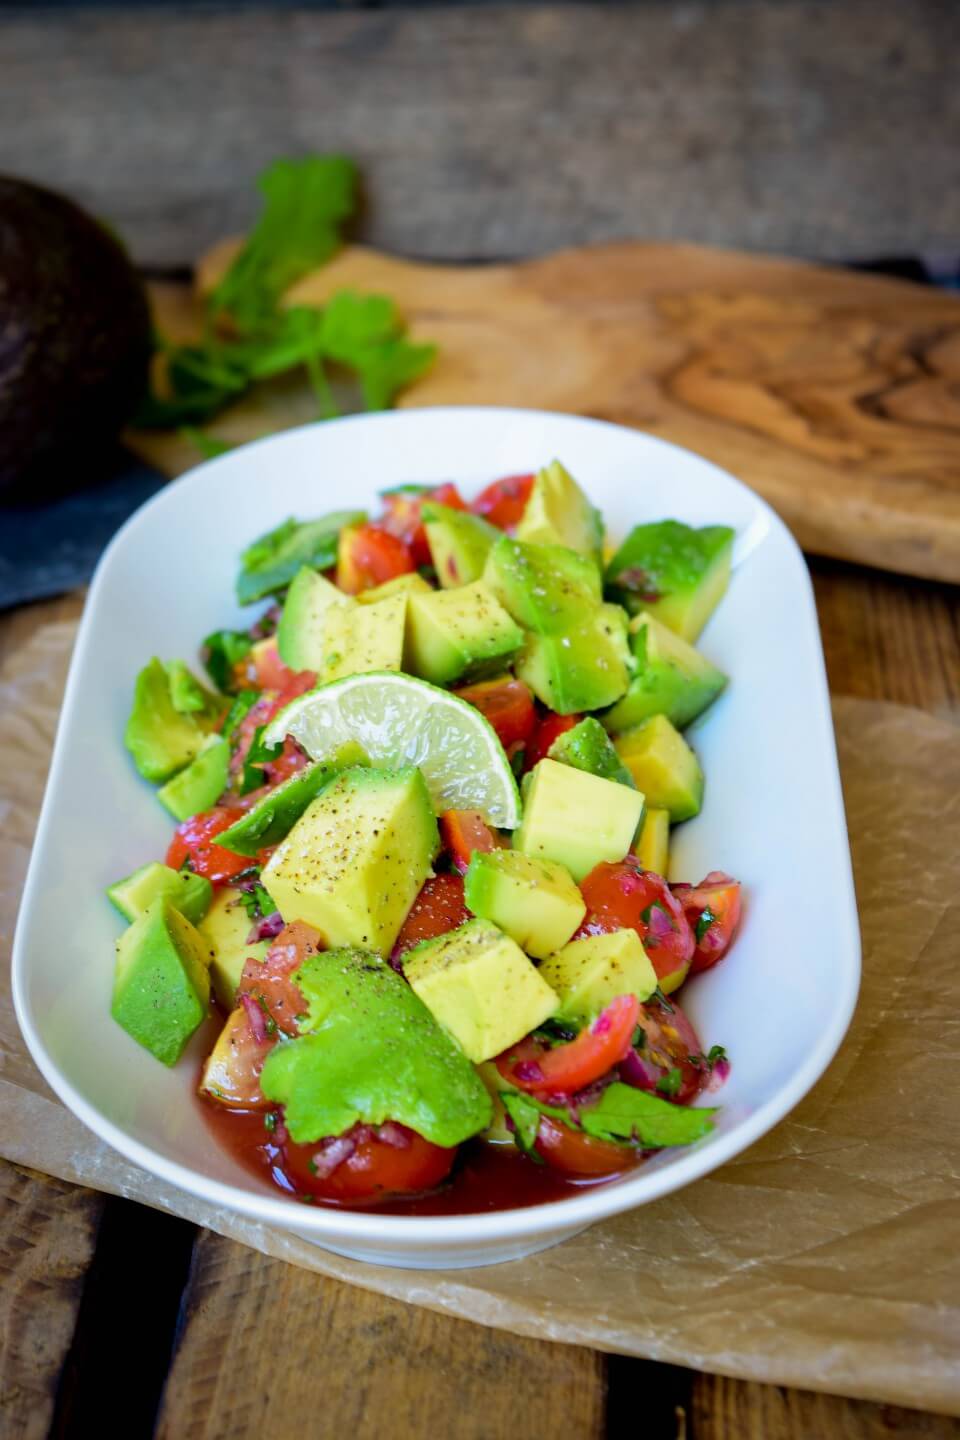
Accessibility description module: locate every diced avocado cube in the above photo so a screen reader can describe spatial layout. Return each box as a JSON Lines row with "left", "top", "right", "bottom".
{"left": 157, "top": 734, "right": 230, "bottom": 822}
{"left": 614, "top": 715, "right": 704, "bottom": 822}
{"left": 548, "top": 716, "right": 636, "bottom": 788}
{"left": 403, "top": 919, "right": 558, "bottom": 1063}
{"left": 356, "top": 572, "right": 432, "bottom": 604}
{"left": 277, "top": 566, "right": 351, "bottom": 670}
{"left": 124, "top": 657, "right": 210, "bottom": 783}
{"left": 515, "top": 603, "right": 631, "bottom": 714}
{"left": 464, "top": 850, "right": 585, "bottom": 959}
{"left": 483, "top": 536, "right": 602, "bottom": 635}
{"left": 513, "top": 758, "right": 645, "bottom": 883}
{"left": 515, "top": 460, "right": 603, "bottom": 558}
{"left": 406, "top": 582, "right": 523, "bottom": 686}
{"left": 237, "top": 510, "right": 366, "bottom": 605}
{"left": 111, "top": 899, "right": 213, "bottom": 1066}
{"left": 634, "top": 807, "right": 670, "bottom": 875}
{"left": 217, "top": 742, "right": 367, "bottom": 857}
{"left": 198, "top": 886, "right": 269, "bottom": 1010}
{"left": 107, "top": 862, "right": 213, "bottom": 926}
{"left": 261, "top": 766, "right": 439, "bottom": 954}
{"left": 165, "top": 661, "right": 223, "bottom": 725}
{"left": 421, "top": 502, "right": 500, "bottom": 587}
{"left": 605, "top": 520, "right": 734, "bottom": 640}
{"left": 538, "top": 929, "right": 657, "bottom": 1022}
{"left": 603, "top": 611, "right": 727, "bottom": 733}
{"left": 260, "top": 948, "right": 493, "bottom": 1145}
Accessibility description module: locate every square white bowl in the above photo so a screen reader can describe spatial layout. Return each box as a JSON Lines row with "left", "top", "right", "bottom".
{"left": 12, "top": 408, "right": 860, "bottom": 1269}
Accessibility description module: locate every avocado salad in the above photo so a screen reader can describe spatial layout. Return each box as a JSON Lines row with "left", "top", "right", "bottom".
{"left": 111, "top": 461, "right": 743, "bottom": 1208}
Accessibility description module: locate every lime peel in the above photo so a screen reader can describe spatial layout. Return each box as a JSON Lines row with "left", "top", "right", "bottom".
{"left": 263, "top": 671, "right": 521, "bottom": 829}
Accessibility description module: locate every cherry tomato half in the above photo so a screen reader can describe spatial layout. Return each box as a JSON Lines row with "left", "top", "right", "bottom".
{"left": 337, "top": 523, "right": 416, "bottom": 594}
{"left": 439, "top": 810, "right": 500, "bottom": 874}
{"left": 534, "top": 1116, "right": 637, "bottom": 1178}
{"left": 251, "top": 637, "right": 297, "bottom": 692}
{"left": 621, "top": 992, "right": 707, "bottom": 1105}
{"left": 166, "top": 806, "right": 252, "bottom": 886}
{"left": 379, "top": 483, "right": 466, "bottom": 567}
{"left": 392, "top": 873, "right": 471, "bottom": 961}
{"left": 524, "top": 710, "right": 581, "bottom": 772}
{"left": 470, "top": 473, "right": 535, "bottom": 532}
{"left": 453, "top": 676, "right": 537, "bottom": 754}
{"left": 671, "top": 872, "right": 742, "bottom": 974}
{"left": 577, "top": 860, "right": 695, "bottom": 993}
{"left": 238, "top": 920, "right": 322, "bottom": 1037}
{"left": 200, "top": 1005, "right": 276, "bottom": 1110}
{"left": 281, "top": 1122, "right": 455, "bottom": 1202}
{"left": 497, "top": 994, "right": 640, "bottom": 1097}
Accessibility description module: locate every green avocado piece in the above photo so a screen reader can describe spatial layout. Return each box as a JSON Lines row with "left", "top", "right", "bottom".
{"left": 259, "top": 948, "right": 493, "bottom": 1146}
{"left": 483, "top": 536, "right": 602, "bottom": 635}
{"left": 614, "top": 714, "right": 704, "bottom": 822}
{"left": 515, "top": 603, "right": 631, "bottom": 713}
{"left": 421, "top": 502, "right": 500, "bottom": 588}
{"left": 198, "top": 886, "right": 269, "bottom": 1010}
{"left": 605, "top": 520, "right": 735, "bottom": 640}
{"left": 124, "top": 657, "right": 210, "bottom": 783}
{"left": 111, "top": 899, "right": 213, "bottom": 1066}
{"left": 277, "top": 566, "right": 351, "bottom": 670}
{"left": 157, "top": 734, "right": 231, "bottom": 822}
{"left": 107, "top": 862, "right": 213, "bottom": 925}
{"left": 513, "top": 757, "right": 645, "bottom": 883}
{"left": 405, "top": 582, "right": 523, "bottom": 686}
{"left": 237, "top": 510, "right": 366, "bottom": 605}
{"left": 463, "top": 851, "right": 585, "bottom": 960}
{"left": 547, "top": 716, "right": 636, "bottom": 788}
{"left": 515, "top": 461, "right": 603, "bottom": 558}
{"left": 603, "top": 611, "right": 728, "bottom": 733}
{"left": 538, "top": 929, "right": 657, "bottom": 1021}
{"left": 165, "top": 661, "right": 224, "bottom": 725}
{"left": 216, "top": 740, "right": 368, "bottom": 856}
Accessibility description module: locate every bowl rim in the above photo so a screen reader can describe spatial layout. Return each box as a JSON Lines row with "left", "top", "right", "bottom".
{"left": 12, "top": 405, "right": 861, "bottom": 1247}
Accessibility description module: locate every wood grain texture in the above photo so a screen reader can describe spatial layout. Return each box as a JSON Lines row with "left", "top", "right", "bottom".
{"left": 138, "top": 245, "right": 960, "bottom": 581}
{"left": 155, "top": 1229, "right": 604, "bottom": 1440}
{"left": 0, "top": 1163, "right": 103, "bottom": 1440}
{"left": 1, "top": 2, "right": 958, "bottom": 268}
{"left": 689, "top": 1374, "right": 960, "bottom": 1439}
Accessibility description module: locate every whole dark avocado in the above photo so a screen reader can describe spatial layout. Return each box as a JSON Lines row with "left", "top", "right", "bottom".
{"left": 0, "top": 177, "right": 151, "bottom": 495}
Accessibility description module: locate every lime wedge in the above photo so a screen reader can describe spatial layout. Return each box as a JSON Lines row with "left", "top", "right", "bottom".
{"left": 263, "top": 671, "right": 522, "bottom": 829}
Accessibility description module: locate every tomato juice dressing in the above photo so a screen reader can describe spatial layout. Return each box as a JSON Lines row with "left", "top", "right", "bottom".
{"left": 196, "top": 1091, "right": 632, "bottom": 1215}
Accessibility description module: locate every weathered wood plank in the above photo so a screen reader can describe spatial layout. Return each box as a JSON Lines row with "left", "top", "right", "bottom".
{"left": 156, "top": 1229, "right": 605, "bottom": 1440}
{"left": 0, "top": 1163, "right": 103, "bottom": 1440}
{"left": 689, "top": 1374, "right": 960, "bottom": 1439}
{"left": 1, "top": 2, "right": 957, "bottom": 268}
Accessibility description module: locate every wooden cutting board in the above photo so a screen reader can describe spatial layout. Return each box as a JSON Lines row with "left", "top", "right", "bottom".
{"left": 135, "top": 240, "right": 960, "bottom": 583}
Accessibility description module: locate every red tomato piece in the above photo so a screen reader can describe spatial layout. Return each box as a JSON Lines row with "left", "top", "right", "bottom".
{"left": 337, "top": 523, "right": 416, "bottom": 594}
{"left": 471, "top": 473, "right": 535, "bottom": 532}
{"left": 524, "top": 710, "right": 581, "bottom": 772}
{"left": 497, "top": 994, "right": 640, "bottom": 1097}
{"left": 200, "top": 1006, "right": 276, "bottom": 1110}
{"left": 166, "top": 806, "right": 252, "bottom": 886}
{"left": 453, "top": 677, "right": 537, "bottom": 753}
{"left": 577, "top": 859, "right": 695, "bottom": 993}
{"left": 251, "top": 637, "right": 297, "bottom": 692}
{"left": 439, "top": 810, "right": 499, "bottom": 874}
{"left": 280, "top": 1121, "right": 455, "bottom": 1202}
{"left": 379, "top": 483, "right": 466, "bottom": 567}
{"left": 671, "top": 872, "right": 742, "bottom": 974}
{"left": 238, "top": 920, "right": 322, "bottom": 1037}
{"left": 621, "top": 992, "right": 707, "bottom": 1105}
{"left": 534, "top": 1115, "right": 637, "bottom": 1178}
{"left": 392, "top": 873, "right": 470, "bottom": 961}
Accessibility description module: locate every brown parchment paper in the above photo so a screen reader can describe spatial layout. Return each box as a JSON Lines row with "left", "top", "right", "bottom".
{"left": 2, "top": 619, "right": 959, "bottom": 1415}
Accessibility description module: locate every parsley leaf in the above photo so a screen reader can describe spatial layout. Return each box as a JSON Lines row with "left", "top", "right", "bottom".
{"left": 318, "top": 291, "right": 436, "bottom": 411}
{"left": 202, "top": 629, "right": 253, "bottom": 692}
{"left": 209, "top": 155, "right": 358, "bottom": 332}
{"left": 237, "top": 877, "right": 278, "bottom": 922}
{"left": 222, "top": 689, "right": 260, "bottom": 741}
{"left": 500, "top": 1092, "right": 544, "bottom": 1161}
{"left": 241, "top": 725, "right": 284, "bottom": 794}
{"left": 695, "top": 906, "right": 718, "bottom": 944}
{"left": 655, "top": 1067, "right": 683, "bottom": 1096}
{"left": 237, "top": 510, "right": 365, "bottom": 604}
{"left": 532, "top": 1017, "right": 580, "bottom": 1048}
{"left": 579, "top": 1083, "right": 716, "bottom": 1148}
{"left": 180, "top": 427, "right": 235, "bottom": 460}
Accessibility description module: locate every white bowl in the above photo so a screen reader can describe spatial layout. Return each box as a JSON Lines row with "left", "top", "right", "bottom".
{"left": 13, "top": 408, "right": 860, "bottom": 1269}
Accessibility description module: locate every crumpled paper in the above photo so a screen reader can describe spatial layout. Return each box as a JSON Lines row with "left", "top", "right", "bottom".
{"left": 2, "top": 619, "right": 959, "bottom": 1415}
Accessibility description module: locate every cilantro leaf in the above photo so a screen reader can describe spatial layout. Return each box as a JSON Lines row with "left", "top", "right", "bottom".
{"left": 222, "top": 689, "right": 260, "bottom": 742}
{"left": 655, "top": 1067, "right": 683, "bottom": 1097}
{"left": 579, "top": 1083, "right": 716, "bottom": 1148}
{"left": 695, "top": 906, "right": 718, "bottom": 944}
{"left": 318, "top": 291, "right": 436, "bottom": 410}
{"left": 500, "top": 1092, "right": 544, "bottom": 1161}
{"left": 237, "top": 510, "right": 365, "bottom": 604}
{"left": 209, "top": 155, "right": 358, "bottom": 332}
{"left": 241, "top": 725, "right": 284, "bottom": 794}
{"left": 203, "top": 629, "right": 253, "bottom": 691}
{"left": 180, "top": 427, "right": 235, "bottom": 460}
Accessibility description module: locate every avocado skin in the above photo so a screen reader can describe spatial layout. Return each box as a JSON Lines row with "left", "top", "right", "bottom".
{"left": 0, "top": 177, "right": 151, "bottom": 493}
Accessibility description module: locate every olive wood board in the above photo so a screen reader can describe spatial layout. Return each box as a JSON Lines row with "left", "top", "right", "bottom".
{"left": 132, "top": 240, "right": 960, "bottom": 584}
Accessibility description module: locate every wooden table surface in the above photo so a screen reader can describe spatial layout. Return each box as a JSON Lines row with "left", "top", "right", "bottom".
{"left": 2, "top": 558, "right": 959, "bottom": 1440}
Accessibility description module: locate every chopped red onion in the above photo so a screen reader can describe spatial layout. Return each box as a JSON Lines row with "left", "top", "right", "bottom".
{"left": 309, "top": 1134, "right": 357, "bottom": 1178}
{"left": 246, "top": 911, "right": 285, "bottom": 944}
{"left": 240, "top": 991, "right": 268, "bottom": 1045}
{"left": 619, "top": 1047, "right": 661, "bottom": 1091}
{"left": 646, "top": 904, "right": 677, "bottom": 941}
{"left": 514, "top": 1060, "right": 545, "bottom": 1083}
{"left": 377, "top": 1122, "right": 412, "bottom": 1149}
{"left": 705, "top": 1057, "right": 731, "bottom": 1092}
{"left": 592, "top": 1008, "right": 613, "bottom": 1036}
